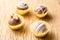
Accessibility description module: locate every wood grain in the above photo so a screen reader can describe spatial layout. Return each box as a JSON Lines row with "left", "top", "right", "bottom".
{"left": 0, "top": 0, "right": 60, "bottom": 40}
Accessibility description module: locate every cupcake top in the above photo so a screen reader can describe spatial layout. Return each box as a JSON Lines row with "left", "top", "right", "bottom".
{"left": 34, "top": 22, "right": 47, "bottom": 33}
{"left": 35, "top": 4, "right": 47, "bottom": 14}
{"left": 17, "top": 2, "right": 28, "bottom": 10}
{"left": 9, "top": 14, "right": 21, "bottom": 25}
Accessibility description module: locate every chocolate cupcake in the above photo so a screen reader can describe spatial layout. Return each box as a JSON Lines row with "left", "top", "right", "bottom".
{"left": 30, "top": 21, "right": 50, "bottom": 37}
{"left": 34, "top": 4, "right": 48, "bottom": 18}
{"left": 8, "top": 14, "right": 24, "bottom": 30}
{"left": 16, "top": 2, "right": 29, "bottom": 15}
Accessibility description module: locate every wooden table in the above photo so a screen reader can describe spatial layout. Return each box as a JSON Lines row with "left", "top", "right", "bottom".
{"left": 0, "top": 0, "right": 60, "bottom": 40}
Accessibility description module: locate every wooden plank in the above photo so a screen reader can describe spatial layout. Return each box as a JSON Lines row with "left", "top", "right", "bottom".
{"left": 0, "top": 0, "right": 60, "bottom": 40}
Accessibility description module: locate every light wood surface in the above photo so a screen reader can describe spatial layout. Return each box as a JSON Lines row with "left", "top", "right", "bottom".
{"left": 0, "top": 0, "right": 60, "bottom": 40}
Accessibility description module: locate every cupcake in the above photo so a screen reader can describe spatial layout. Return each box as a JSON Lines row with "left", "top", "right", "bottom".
{"left": 8, "top": 14, "right": 24, "bottom": 30}
{"left": 34, "top": 4, "right": 48, "bottom": 18}
{"left": 16, "top": 2, "right": 29, "bottom": 15}
{"left": 30, "top": 21, "right": 50, "bottom": 37}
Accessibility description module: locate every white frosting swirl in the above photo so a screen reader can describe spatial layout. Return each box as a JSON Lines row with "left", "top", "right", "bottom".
{"left": 17, "top": 2, "right": 28, "bottom": 10}
{"left": 34, "top": 22, "right": 47, "bottom": 33}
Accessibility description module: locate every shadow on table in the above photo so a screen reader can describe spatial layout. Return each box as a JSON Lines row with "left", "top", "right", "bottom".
{"left": 37, "top": 32, "right": 55, "bottom": 40}
{"left": 40, "top": 12, "right": 53, "bottom": 22}
{"left": 21, "top": 11, "right": 32, "bottom": 18}
{"left": 11, "top": 25, "right": 27, "bottom": 35}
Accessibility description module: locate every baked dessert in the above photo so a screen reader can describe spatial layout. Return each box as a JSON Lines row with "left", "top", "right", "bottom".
{"left": 30, "top": 21, "right": 50, "bottom": 37}
{"left": 8, "top": 14, "right": 24, "bottom": 30}
{"left": 16, "top": 2, "right": 29, "bottom": 15}
{"left": 34, "top": 4, "right": 48, "bottom": 18}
